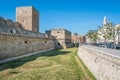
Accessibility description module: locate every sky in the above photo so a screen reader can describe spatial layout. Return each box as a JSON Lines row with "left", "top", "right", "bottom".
{"left": 0, "top": 0, "right": 120, "bottom": 35}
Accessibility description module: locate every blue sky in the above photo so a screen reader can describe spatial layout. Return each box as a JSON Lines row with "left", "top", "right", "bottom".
{"left": 0, "top": 0, "right": 120, "bottom": 35}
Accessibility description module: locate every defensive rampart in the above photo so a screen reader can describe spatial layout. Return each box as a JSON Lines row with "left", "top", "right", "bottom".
{"left": 0, "top": 32, "right": 54, "bottom": 60}
{"left": 78, "top": 45, "right": 120, "bottom": 80}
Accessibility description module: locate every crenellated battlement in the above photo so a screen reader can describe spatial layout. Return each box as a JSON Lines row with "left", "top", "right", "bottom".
{"left": 0, "top": 16, "right": 53, "bottom": 39}
{"left": 0, "top": 32, "right": 53, "bottom": 40}
{"left": 0, "top": 16, "right": 22, "bottom": 28}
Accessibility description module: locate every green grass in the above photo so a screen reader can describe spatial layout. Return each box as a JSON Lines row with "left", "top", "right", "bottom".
{"left": 77, "top": 56, "right": 96, "bottom": 80}
{"left": 0, "top": 48, "right": 93, "bottom": 80}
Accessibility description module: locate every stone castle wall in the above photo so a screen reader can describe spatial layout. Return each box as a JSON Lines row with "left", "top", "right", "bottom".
{"left": 0, "top": 16, "right": 55, "bottom": 60}
{"left": 16, "top": 6, "right": 39, "bottom": 32}
{"left": 45, "top": 29, "right": 72, "bottom": 48}
{"left": 0, "top": 6, "right": 55, "bottom": 61}
{"left": 0, "top": 32, "right": 54, "bottom": 60}
{"left": 0, "top": 17, "right": 45, "bottom": 37}
{"left": 0, "top": 17, "right": 20, "bottom": 28}
{"left": 78, "top": 46, "right": 120, "bottom": 80}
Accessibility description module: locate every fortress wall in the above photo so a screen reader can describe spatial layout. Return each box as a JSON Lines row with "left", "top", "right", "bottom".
{"left": 0, "top": 17, "right": 15, "bottom": 27}
{"left": 0, "top": 32, "right": 55, "bottom": 60}
{"left": 6, "top": 19, "right": 15, "bottom": 27}
{"left": 0, "top": 17, "right": 46, "bottom": 38}
{"left": 0, "top": 17, "right": 6, "bottom": 25}
{"left": 78, "top": 46, "right": 120, "bottom": 80}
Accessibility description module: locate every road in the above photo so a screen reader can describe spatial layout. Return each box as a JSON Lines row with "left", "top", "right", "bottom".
{"left": 81, "top": 45, "right": 120, "bottom": 59}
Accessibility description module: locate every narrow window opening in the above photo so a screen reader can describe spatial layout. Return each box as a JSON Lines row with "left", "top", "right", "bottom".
{"left": 45, "top": 40, "right": 47, "bottom": 43}
{"left": 25, "top": 41, "right": 27, "bottom": 44}
{"left": 10, "top": 30, "right": 13, "bottom": 33}
{"left": 16, "top": 30, "right": 19, "bottom": 34}
{"left": 22, "top": 19, "right": 24, "bottom": 22}
{"left": 58, "top": 42, "right": 60, "bottom": 45}
{"left": 57, "top": 31, "right": 59, "bottom": 33}
{"left": 26, "top": 33, "right": 28, "bottom": 35}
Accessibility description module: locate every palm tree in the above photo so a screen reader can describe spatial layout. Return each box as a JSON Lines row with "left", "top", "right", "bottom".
{"left": 92, "top": 30, "right": 98, "bottom": 44}
{"left": 87, "top": 30, "right": 98, "bottom": 44}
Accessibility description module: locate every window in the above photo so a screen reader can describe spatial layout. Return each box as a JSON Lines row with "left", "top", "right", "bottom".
{"left": 25, "top": 41, "right": 27, "bottom": 44}
{"left": 16, "top": 30, "right": 19, "bottom": 34}
{"left": 45, "top": 40, "right": 47, "bottom": 43}
{"left": 58, "top": 42, "right": 60, "bottom": 45}
{"left": 22, "top": 19, "right": 24, "bottom": 22}
{"left": 57, "top": 31, "right": 59, "bottom": 33}
{"left": 26, "top": 33, "right": 28, "bottom": 35}
{"left": 25, "top": 11, "right": 27, "bottom": 14}
{"left": 10, "top": 30, "right": 13, "bottom": 33}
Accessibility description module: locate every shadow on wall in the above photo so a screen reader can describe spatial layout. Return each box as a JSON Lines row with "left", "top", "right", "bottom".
{"left": 53, "top": 38, "right": 63, "bottom": 49}
{"left": 0, "top": 49, "right": 71, "bottom": 71}
{"left": 53, "top": 38, "right": 73, "bottom": 49}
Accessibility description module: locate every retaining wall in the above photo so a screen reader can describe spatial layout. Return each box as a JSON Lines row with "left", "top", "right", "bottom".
{"left": 78, "top": 46, "right": 120, "bottom": 80}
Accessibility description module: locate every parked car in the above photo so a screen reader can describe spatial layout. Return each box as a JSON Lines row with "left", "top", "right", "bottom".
{"left": 98, "top": 43, "right": 106, "bottom": 47}
{"left": 116, "top": 44, "right": 120, "bottom": 49}
{"left": 106, "top": 43, "right": 114, "bottom": 49}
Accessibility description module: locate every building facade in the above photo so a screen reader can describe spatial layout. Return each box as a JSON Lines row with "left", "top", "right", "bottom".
{"left": 97, "top": 16, "right": 113, "bottom": 43}
{"left": 115, "top": 24, "right": 120, "bottom": 44}
{"left": 72, "top": 35, "right": 86, "bottom": 44}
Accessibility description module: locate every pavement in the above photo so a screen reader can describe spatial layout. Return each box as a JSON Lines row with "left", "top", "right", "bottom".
{"left": 80, "top": 45, "right": 120, "bottom": 59}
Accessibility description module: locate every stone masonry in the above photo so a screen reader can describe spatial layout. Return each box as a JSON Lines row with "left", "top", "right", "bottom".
{"left": 0, "top": 6, "right": 54, "bottom": 60}
{"left": 16, "top": 6, "right": 39, "bottom": 32}
{"left": 45, "top": 29, "right": 72, "bottom": 48}
{"left": 78, "top": 45, "right": 120, "bottom": 80}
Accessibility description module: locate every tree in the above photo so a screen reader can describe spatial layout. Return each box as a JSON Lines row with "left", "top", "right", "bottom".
{"left": 87, "top": 30, "right": 93, "bottom": 43}
{"left": 109, "top": 26, "right": 119, "bottom": 49}
{"left": 73, "top": 33, "right": 78, "bottom": 36}
{"left": 92, "top": 30, "right": 98, "bottom": 44}
{"left": 98, "top": 26, "right": 111, "bottom": 46}
{"left": 73, "top": 33, "right": 79, "bottom": 47}
{"left": 86, "top": 30, "right": 98, "bottom": 44}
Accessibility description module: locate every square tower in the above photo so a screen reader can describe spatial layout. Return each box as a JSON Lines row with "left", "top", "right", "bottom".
{"left": 16, "top": 6, "right": 39, "bottom": 32}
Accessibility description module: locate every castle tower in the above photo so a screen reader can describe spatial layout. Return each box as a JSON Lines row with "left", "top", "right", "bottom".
{"left": 16, "top": 6, "right": 39, "bottom": 32}
{"left": 103, "top": 16, "right": 107, "bottom": 26}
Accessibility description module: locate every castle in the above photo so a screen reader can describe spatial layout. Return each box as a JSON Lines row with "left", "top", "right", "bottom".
{"left": 45, "top": 29, "right": 72, "bottom": 48}
{"left": 0, "top": 6, "right": 72, "bottom": 60}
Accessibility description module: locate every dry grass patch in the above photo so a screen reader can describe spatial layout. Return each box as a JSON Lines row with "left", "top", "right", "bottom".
{"left": 0, "top": 48, "right": 89, "bottom": 80}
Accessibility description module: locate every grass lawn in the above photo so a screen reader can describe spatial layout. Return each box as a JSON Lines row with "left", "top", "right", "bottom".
{"left": 0, "top": 48, "right": 95, "bottom": 80}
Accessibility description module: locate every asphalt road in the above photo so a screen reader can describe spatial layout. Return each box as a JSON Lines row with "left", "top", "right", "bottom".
{"left": 80, "top": 45, "right": 120, "bottom": 59}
